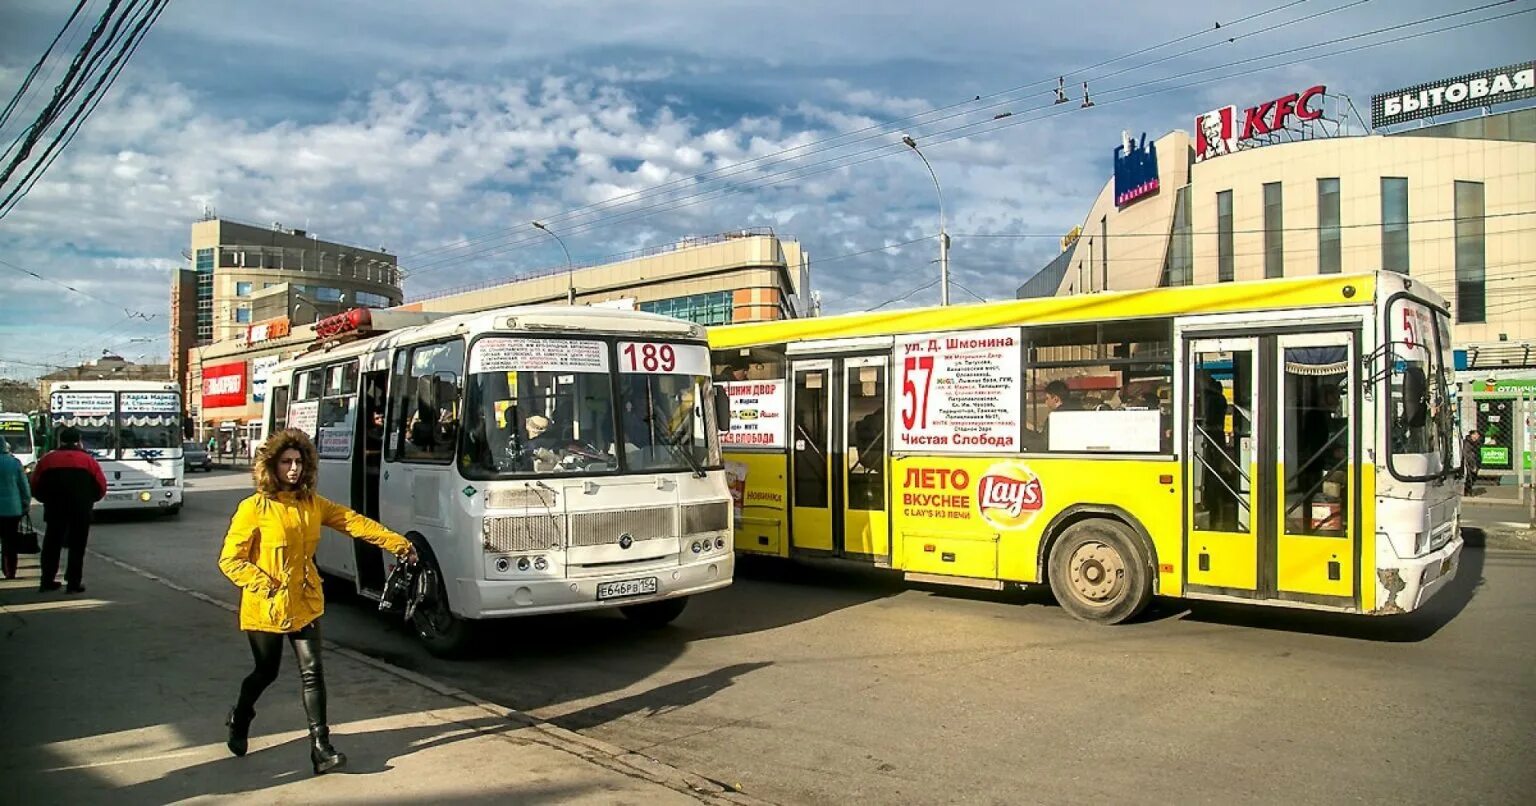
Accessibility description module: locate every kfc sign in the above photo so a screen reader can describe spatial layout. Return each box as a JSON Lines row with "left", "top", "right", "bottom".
{"left": 1112, "top": 131, "right": 1159, "bottom": 207}
{"left": 1195, "top": 85, "right": 1326, "bottom": 163}
{"left": 202, "top": 361, "right": 248, "bottom": 408}
{"left": 245, "top": 316, "right": 291, "bottom": 346}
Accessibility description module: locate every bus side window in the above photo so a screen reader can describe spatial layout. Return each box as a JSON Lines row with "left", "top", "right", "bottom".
{"left": 401, "top": 340, "right": 465, "bottom": 464}
{"left": 385, "top": 349, "right": 409, "bottom": 462}
{"left": 269, "top": 385, "right": 290, "bottom": 433}
{"left": 1025, "top": 318, "right": 1173, "bottom": 454}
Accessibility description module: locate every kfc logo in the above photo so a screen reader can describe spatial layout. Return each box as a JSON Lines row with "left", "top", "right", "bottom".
{"left": 1195, "top": 85, "right": 1326, "bottom": 163}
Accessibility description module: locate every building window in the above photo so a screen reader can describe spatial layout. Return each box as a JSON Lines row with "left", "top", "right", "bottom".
{"left": 314, "top": 287, "right": 343, "bottom": 303}
{"left": 1217, "top": 190, "right": 1234, "bottom": 282}
{"left": 1381, "top": 177, "right": 1409, "bottom": 274}
{"left": 1263, "top": 182, "right": 1283, "bottom": 278}
{"left": 234, "top": 307, "right": 251, "bottom": 324}
{"left": 195, "top": 248, "right": 214, "bottom": 272}
{"left": 234, "top": 281, "right": 252, "bottom": 297}
{"left": 356, "top": 291, "right": 392, "bottom": 308}
{"left": 1317, "top": 178, "right": 1341, "bottom": 274}
{"left": 1161, "top": 186, "right": 1192, "bottom": 287}
{"left": 1099, "top": 215, "right": 1108, "bottom": 291}
{"left": 1455, "top": 180, "right": 1486, "bottom": 324}
{"left": 639, "top": 291, "right": 733, "bottom": 326}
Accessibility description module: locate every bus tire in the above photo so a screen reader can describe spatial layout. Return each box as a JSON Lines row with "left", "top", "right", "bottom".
{"left": 409, "top": 545, "right": 476, "bottom": 658}
{"left": 620, "top": 596, "right": 688, "bottom": 628}
{"left": 1046, "top": 518, "right": 1152, "bottom": 625}
{"left": 163, "top": 504, "right": 182, "bottom": 517}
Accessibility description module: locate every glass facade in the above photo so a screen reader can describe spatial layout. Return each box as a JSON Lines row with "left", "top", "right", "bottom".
{"left": 640, "top": 291, "right": 733, "bottom": 326}
{"left": 195, "top": 248, "right": 214, "bottom": 343}
{"left": 1317, "top": 178, "right": 1341, "bottom": 275}
{"left": 1455, "top": 180, "right": 1485, "bottom": 324}
{"left": 1217, "top": 190, "right": 1234, "bottom": 282}
{"left": 1263, "top": 182, "right": 1283, "bottom": 279}
{"left": 1381, "top": 177, "right": 1409, "bottom": 274}
{"left": 356, "top": 291, "right": 393, "bottom": 308}
{"left": 1160, "top": 185, "right": 1192, "bottom": 287}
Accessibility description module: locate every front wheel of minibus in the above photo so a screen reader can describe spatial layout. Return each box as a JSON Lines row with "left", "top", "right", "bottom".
{"left": 409, "top": 544, "right": 477, "bottom": 658}
{"left": 620, "top": 596, "right": 689, "bottom": 628}
{"left": 1047, "top": 518, "right": 1152, "bottom": 625}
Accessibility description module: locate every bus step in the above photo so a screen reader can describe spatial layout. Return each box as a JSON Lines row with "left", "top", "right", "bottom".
{"left": 903, "top": 571, "right": 1005, "bottom": 591}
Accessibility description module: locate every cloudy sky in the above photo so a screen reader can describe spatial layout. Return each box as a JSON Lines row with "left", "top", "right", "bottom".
{"left": 0, "top": 0, "right": 1530, "bottom": 378}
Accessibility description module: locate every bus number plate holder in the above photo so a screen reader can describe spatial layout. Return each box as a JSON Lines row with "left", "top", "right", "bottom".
{"left": 597, "top": 577, "right": 658, "bottom": 601}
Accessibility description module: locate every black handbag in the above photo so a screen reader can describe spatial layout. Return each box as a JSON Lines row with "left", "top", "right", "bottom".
{"left": 11, "top": 513, "right": 40, "bottom": 554}
{"left": 378, "top": 557, "right": 421, "bottom": 619}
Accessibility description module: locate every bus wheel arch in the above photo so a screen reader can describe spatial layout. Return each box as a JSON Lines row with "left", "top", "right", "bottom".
{"left": 1038, "top": 506, "right": 1157, "bottom": 624}
{"left": 403, "top": 531, "right": 477, "bottom": 657}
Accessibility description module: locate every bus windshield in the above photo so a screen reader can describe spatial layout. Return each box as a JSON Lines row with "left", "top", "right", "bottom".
{"left": 119, "top": 413, "right": 182, "bottom": 455}
{"left": 0, "top": 420, "right": 32, "bottom": 454}
{"left": 618, "top": 373, "right": 716, "bottom": 473}
{"left": 460, "top": 360, "right": 622, "bottom": 478}
{"left": 1387, "top": 298, "right": 1455, "bottom": 480}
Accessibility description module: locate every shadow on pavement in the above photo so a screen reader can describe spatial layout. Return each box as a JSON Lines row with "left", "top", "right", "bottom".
{"left": 1164, "top": 538, "right": 1486, "bottom": 642}
{"left": 553, "top": 661, "right": 773, "bottom": 732}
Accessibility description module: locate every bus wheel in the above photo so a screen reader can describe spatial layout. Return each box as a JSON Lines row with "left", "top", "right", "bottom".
{"left": 620, "top": 596, "right": 688, "bottom": 628}
{"left": 1047, "top": 519, "right": 1152, "bottom": 625}
{"left": 410, "top": 552, "right": 476, "bottom": 657}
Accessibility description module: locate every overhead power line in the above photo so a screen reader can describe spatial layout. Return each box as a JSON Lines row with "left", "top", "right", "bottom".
{"left": 0, "top": 256, "right": 158, "bottom": 319}
{"left": 0, "top": 1, "right": 92, "bottom": 133}
{"left": 400, "top": 1, "right": 1522, "bottom": 283}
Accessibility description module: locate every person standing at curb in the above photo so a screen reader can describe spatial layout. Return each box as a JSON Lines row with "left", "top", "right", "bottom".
{"left": 0, "top": 437, "right": 31, "bottom": 579}
{"left": 1462, "top": 429, "right": 1483, "bottom": 496}
{"left": 218, "top": 428, "right": 417, "bottom": 775}
{"left": 30, "top": 426, "right": 107, "bottom": 593}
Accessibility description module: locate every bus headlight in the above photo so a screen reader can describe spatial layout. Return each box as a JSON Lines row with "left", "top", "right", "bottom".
{"left": 534, "top": 557, "right": 548, "bottom": 571}
{"left": 517, "top": 557, "right": 531, "bottom": 572}
{"left": 138, "top": 492, "right": 152, "bottom": 502}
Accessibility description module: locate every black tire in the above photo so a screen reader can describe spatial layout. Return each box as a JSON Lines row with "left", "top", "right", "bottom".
{"left": 1046, "top": 518, "right": 1152, "bottom": 625}
{"left": 163, "top": 504, "right": 182, "bottom": 517}
{"left": 620, "top": 596, "right": 689, "bottom": 628}
{"left": 409, "top": 547, "right": 476, "bottom": 658}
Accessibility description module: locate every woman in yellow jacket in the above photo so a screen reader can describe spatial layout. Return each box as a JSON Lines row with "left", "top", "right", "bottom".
{"left": 218, "top": 428, "right": 415, "bottom": 774}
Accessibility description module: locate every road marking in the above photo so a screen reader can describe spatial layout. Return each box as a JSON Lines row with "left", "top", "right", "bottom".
{"left": 0, "top": 598, "right": 109, "bottom": 614}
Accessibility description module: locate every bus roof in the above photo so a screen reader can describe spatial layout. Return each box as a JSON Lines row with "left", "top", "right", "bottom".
{"left": 48, "top": 380, "right": 180, "bottom": 393}
{"left": 284, "top": 304, "right": 705, "bottom": 370}
{"left": 711, "top": 271, "right": 1440, "bottom": 349}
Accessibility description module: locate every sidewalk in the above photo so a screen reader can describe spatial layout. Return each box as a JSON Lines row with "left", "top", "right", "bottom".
{"left": 0, "top": 552, "right": 759, "bottom": 805}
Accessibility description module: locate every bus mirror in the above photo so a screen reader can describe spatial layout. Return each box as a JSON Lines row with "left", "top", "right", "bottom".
{"left": 712, "top": 387, "right": 731, "bottom": 432}
{"left": 1402, "top": 365, "right": 1428, "bottom": 429}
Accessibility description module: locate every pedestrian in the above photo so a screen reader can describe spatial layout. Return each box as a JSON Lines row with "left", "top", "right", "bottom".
{"left": 1462, "top": 429, "right": 1483, "bottom": 495}
{"left": 0, "top": 437, "right": 32, "bottom": 579}
{"left": 30, "top": 426, "right": 107, "bottom": 593}
{"left": 218, "top": 428, "right": 417, "bottom": 774}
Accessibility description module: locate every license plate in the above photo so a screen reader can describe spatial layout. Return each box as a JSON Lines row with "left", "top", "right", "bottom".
{"left": 596, "top": 577, "right": 658, "bottom": 601}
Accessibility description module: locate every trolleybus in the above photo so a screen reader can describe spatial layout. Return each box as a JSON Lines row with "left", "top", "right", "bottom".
{"left": 263, "top": 306, "right": 735, "bottom": 655}
{"left": 0, "top": 411, "right": 39, "bottom": 472}
{"left": 710, "top": 271, "right": 1462, "bottom": 623}
{"left": 47, "top": 380, "right": 184, "bottom": 514}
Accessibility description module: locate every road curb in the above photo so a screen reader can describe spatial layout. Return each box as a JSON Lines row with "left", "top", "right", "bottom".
{"left": 88, "top": 549, "right": 770, "bottom": 806}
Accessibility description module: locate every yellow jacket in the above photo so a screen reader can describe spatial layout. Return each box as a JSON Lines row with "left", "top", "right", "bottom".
{"left": 218, "top": 492, "right": 412, "bottom": 633}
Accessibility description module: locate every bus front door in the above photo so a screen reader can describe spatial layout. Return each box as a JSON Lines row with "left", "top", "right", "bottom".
{"left": 1185, "top": 331, "right": 1360, "bottom": 606}
{"left": 789, "top": 355, "right": 892, "bottom": 563}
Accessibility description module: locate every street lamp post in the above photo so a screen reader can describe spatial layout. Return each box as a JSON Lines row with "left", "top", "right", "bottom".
{"left": 532, "top": 221, "right": 576, "bottom": 305}
{"left": 902, "top": 135, "right": 950, "bottom": 306}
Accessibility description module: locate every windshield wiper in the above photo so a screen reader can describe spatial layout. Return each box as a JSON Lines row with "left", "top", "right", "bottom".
{"left": 657, "top": 428, "right": 707, "bottom": 478}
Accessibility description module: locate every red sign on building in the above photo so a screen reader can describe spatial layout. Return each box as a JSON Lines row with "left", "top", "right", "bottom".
{"left": 202, "top": 361, "right": 248, "bottom": 408}
{"left": 1195, "top": 85, "right": 1326, "bottom": 163}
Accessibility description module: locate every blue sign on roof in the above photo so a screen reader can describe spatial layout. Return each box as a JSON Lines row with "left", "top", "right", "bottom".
{"left": 1113, "top": 132, "right": 1160, "bottom": 208}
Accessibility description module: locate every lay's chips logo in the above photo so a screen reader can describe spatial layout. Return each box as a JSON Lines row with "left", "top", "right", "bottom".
{"left": 976, "top": 462, "right": 1045, "bottom": 530}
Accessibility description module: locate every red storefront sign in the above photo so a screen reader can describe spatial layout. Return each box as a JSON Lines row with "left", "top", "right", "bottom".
{"left": 202, "top": 361, "right": 248, "bottom": 408}
{"left": 1195, "top": 85, "right": 1326, "bottom": 163}
{"left": 246, "top": 316, "right": 291, "bottom": 345}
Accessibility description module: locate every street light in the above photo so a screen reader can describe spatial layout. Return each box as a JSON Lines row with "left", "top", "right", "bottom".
{"left": 532, "top": 221, "right": 576, "bottom": 305}
{"left": 901, "top": 135, "right": 950, "bottom": 306}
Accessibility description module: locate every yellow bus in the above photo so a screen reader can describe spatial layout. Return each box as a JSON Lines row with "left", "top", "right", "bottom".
{"left": 709, "top": 271, "right": 1462, "bottom": 623}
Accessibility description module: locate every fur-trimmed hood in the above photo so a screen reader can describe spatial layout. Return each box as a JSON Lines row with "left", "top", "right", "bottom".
{"left": 252, "top": 428, "right": 319, "bottom": 498}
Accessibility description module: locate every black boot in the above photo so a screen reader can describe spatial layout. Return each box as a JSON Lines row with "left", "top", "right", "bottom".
{"left": 309, "top": 726, "right": 346, "bottom": 774}
{"left": 226, "top": 706, "right": 254, "bottom": 757}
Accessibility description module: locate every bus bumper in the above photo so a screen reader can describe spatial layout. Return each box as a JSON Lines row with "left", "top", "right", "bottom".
{"left": 1375, "top": 534, "right": 1463, "bottom": 615}
{"left": 461, "top": 553, "right": 735, "bottom": 619}
{"left": 96, "top": 489, "right": 182, "bottom": 512}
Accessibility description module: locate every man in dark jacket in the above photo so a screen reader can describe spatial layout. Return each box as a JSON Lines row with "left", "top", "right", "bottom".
{"left": 1462, "top": 429, "right": 1483, "bottom": 496}
{"left": 30, "top": 426, "right": 107, "bottom": 593}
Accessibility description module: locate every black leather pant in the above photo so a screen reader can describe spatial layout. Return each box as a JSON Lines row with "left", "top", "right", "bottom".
{"left": 235, "top": 620, "right": 328, "bottom": 730}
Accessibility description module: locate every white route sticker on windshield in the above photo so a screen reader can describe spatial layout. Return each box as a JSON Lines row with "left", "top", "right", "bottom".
{"left": 471, "top": 339, "right": 609, "bottom": 373}
{"left": 616, "top": 342, "right": 709, "bottom": 375}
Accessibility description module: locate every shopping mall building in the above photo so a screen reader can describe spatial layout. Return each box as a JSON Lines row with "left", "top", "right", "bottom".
{"left": 1022, "top": 62, "right": 1535, "bottom": 471}
{"left": 186, "top": 228, "right": 811, "bottom": 448}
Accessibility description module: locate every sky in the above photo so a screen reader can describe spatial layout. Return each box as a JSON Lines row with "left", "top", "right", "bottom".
{"left": 0, "top": 0, "right": 1530, "bottom": 378}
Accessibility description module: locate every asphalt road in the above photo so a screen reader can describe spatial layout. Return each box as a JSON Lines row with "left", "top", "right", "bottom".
{"left": 81, "top": 470, "right": 1536, "bottom": 805}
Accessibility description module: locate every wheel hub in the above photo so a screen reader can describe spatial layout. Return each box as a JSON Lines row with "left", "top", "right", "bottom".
{"left": 1068, "top": 540, "right": 1126, "bottom": 602}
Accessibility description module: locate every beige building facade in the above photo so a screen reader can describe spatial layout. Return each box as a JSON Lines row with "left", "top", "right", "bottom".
{"left": 1030, "top": 108, "right": 1536, "bottom": 363}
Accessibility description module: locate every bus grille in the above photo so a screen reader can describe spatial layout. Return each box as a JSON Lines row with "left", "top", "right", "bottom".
{"left": 483, "top": 514, "right": 565, "bottom": 553}
{"left": 683, "top": 501, "right": 730, "bottom": 534}
{"left": 568, "top": 507, "right": 676, "bottom": 548}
